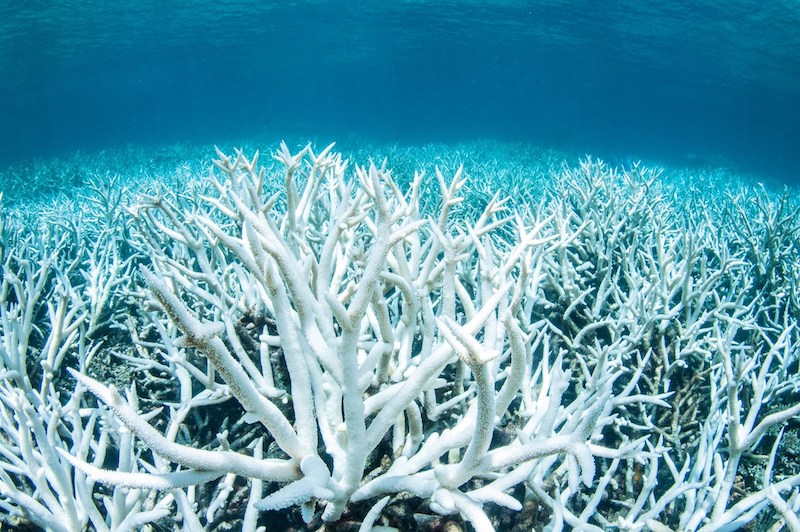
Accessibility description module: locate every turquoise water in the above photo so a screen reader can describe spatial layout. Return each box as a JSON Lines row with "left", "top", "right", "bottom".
{"left": 1, "top": 1, "right": 799, "bottom": 183}
{"left": 2, "top": 4, "right": 800, "bottom": 530}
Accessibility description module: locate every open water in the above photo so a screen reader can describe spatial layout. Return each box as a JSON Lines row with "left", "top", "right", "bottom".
{"left": 1, "top": 1, "right": 798, "bottom": 183}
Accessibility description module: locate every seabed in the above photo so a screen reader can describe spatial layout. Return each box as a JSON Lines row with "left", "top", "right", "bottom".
{"left": 0, "top": 138, "right": 798, "bottom": 531}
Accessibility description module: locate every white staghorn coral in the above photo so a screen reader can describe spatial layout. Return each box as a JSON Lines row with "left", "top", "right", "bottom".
{"left": 0, "top": 141, "right": 798, "bottom": 531}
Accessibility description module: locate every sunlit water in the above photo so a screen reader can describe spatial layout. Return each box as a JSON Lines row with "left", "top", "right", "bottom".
{"left": 1, "top": 1, "right": 798, "bottom": 184}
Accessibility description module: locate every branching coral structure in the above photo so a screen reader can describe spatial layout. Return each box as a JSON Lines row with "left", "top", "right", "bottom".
{"left": 0, "top": 142, "right": 799, "bottom": 531}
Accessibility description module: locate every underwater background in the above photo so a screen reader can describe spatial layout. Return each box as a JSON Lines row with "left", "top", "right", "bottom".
{"left": 3, "top": 3, "right": 800, "bottom": 531}
{"left": 1, "top": 0, "right": 798, "bottom": 185}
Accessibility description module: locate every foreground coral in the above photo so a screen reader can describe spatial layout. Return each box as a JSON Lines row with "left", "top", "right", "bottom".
{"left": 0, "top": 142, "right": 799, "bottom": 531}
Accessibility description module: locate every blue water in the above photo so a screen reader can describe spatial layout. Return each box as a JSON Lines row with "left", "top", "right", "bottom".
{"left": 2, "top": 1, "right": 798, "bottom": 183}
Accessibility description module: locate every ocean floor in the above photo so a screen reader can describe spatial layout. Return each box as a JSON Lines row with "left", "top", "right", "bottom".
{"left": 0, "top": 138, "right": 798, "bottom": 531}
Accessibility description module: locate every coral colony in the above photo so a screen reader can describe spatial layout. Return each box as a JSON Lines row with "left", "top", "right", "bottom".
{"left": 0, "top": 141, "right": 799, "bottom": 531}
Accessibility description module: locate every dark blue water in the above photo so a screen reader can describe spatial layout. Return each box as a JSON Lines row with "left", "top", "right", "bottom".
{"left": 2, "top": 1, "right": 798, "bottom": 183}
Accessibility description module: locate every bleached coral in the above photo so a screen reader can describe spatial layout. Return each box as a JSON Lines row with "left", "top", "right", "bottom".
{"left": 1, "top": 141, "right": 799, "bottom": 531}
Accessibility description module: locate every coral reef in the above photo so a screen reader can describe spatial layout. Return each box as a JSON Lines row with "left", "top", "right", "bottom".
{"left": 0, "top": 141, "right": 798, "bottom": 531}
